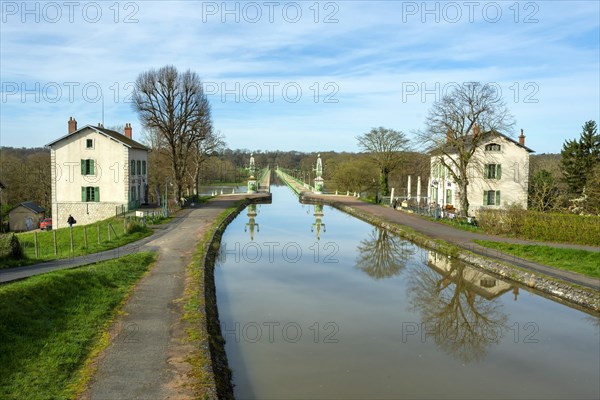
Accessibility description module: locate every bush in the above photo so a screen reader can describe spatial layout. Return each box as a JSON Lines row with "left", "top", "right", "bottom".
{"left": 478, "top": 208, "right": 600, "bottom": 246}
{"left": 0, "top": 234, "right": 24, "bottom": 259}
{"left": 124, "top": 218, "right": 146, "bottom": 235}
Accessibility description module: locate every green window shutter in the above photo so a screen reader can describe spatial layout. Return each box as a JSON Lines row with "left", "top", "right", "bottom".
{"left": 142, "top": 161, "right": 146, "bottom": 175}
{"left": 95, "top": 187, "right": 100, "bottom": 202}
{"left": 497, "top": 164, "right": 502, "bottom": 179}
{"left": 81, "top": 160, "right": 85, "bottom": 175}
{"left": 131, "top": 160, "right": 135, "bottom": 175}
{"left": 82, "top": 187, "right": 86, "bottom": 201}
{"left": 90, "top": 159, "right": 95, "bottom": 175}
{"left": 483, "top": 191, "right": 487, "bottom": 205}
{"left": 495, "top": 191, "right": 501, "bottom": 206}
{"left": 484, "top": 164, "right": 489, "bottom": 179}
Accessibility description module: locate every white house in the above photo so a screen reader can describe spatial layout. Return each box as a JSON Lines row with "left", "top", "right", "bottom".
{"left": 428, "top": 129, "right": 534, "bottom": 216}
{"left": 47, "top": 117, "right": 150, "bottom": 229}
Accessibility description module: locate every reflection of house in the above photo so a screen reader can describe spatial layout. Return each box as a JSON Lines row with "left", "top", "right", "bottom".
{"left": 47, "top": 117, "right": 150, "bottom": 229}
{"left": 427, "top": 252, "right": 512, "bottom": 300}
{"left": 428, "top": 128, "right": 534, "bottom": 216}
{"left": 8, "top": 201, "right": 45, "bottom": 232}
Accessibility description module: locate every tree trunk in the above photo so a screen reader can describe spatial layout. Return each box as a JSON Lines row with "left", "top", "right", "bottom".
{"left": 459, "top": 181, "right": 470, "bottom": 217}
{"left": 380, "top": 170, "right": 389, "bottom": 196}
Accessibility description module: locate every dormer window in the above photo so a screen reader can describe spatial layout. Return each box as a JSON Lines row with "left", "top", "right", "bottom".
{"left": 485, "top": 143, "right": 501, "bottom": 152}
{"left": 86, "top": 139, "right": 94, "bottom": 149}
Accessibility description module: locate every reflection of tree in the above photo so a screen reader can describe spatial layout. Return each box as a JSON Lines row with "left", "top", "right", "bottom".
{"left": 407, "top": 255, "right": 508, "bottom": 363}
{"left": 355, "top": 227, "right": 414, "bottom": 279}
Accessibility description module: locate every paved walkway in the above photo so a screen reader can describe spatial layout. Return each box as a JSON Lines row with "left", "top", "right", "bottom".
{"left": 0, "top": 194, "right": 266, "bottom": 399}
{"left": 83, "top": 195, "right": 257, "bottom": 399}
{"left": 277, "top": 170, "right": 599, "bottom": 290}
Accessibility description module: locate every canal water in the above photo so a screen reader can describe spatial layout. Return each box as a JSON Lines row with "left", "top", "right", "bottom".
{"left": 214, "top": 185, "right": 600, "bottom": 399}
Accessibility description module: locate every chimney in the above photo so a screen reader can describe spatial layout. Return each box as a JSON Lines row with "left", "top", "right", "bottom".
{"left": 97, "top": 122, "right": 104, "bottom": 128}
{"left": 446, "top": 128, "right": 452, "bottom": 143}
{"left": 68, "top": 117, "right": 77, "bottom": 134}
{"left": 519, "top": 129, "right": 525, "bottom": 146}
{"left": 124, "top": 123, "right": 132, "bottom": 139}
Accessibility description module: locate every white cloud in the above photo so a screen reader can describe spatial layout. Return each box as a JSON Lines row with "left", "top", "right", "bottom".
{"left": 1, "top": 0, "right": 598, "bottom": 153}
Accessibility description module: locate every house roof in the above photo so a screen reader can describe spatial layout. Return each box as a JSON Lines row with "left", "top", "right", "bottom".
{"left": 11, "top": 201, "right": 45, "bottom": 214}
{"left": 432, "top": 131, "right": 534, "bottom": 154}
{"left": 46, "top": 125, "right": 150, "bottom": 151}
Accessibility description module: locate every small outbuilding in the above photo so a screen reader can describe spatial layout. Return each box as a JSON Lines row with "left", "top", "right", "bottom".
{"left": 8, "top": 201, "right": 46, "bottom": 232}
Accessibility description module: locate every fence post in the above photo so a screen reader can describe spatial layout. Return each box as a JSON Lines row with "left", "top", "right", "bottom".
{"left": 34, "top": 231, "right": 39, "bottom": 258}
{"left": 84, "top": 226, "right": 87, "bottom": 249}
{"left": 97, "top": 224, "right": 100, "bottom": 244}
{"left": 108, "top": 223, "right": 111, "bottom": 241}
{"left": 53, "top": 230, "right": 57, "bottom": 256}
{"left": 124, "top": 216, "right": 127, "bottom": 234}
{"left": 69, "top": 226, "right": 74, "bottom": 255}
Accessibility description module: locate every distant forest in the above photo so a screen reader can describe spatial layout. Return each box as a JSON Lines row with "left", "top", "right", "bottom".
{"left": 0, "top": 145, "right": 563, "bottom": 218}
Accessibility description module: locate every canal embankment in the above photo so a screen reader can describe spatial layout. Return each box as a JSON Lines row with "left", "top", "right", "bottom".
{"left": 298, "top": 191, "right": 600, "bottom": 311}
{"left": 273, "top": 169, "right": 598, "bottom": 311}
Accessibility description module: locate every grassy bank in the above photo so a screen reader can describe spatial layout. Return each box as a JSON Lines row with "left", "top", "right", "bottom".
{"left": 474, "top": 240, "right": 600, "bottom": 279}
{"left": 182, "top": 201, "right": 243, "bottom": 399}
{"left": 0, "top": 252, "right": 156, "bottom": 399}
{"left": 1, "top": 216, "right": 154, "bottom": 269}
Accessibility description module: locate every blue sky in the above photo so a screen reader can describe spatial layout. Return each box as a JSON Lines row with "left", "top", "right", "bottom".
{"left": 1, "top": 1, "right": 598, "bottom": 153}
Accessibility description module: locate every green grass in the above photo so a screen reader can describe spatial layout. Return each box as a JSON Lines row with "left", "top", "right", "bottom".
{"left": 182, "top": 201, "right": 242, "bottom": 398}
{"left": 0, "top": 252, "right": 157, "bottom": 399}
{"left": 1, "top": 216, "right": 153, "bottom": 269}
{"left": 474, "top": 240, "right": 600, "bottom": 278}
{"left": 432, "top": 217, "right": 479, "bottom": 232}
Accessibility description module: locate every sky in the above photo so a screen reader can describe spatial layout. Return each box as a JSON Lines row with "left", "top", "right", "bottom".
{"left": 1, "top": 0, "right": 598, "bottom": 154}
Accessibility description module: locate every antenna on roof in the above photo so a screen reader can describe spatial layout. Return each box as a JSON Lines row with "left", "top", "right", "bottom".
{"left": 101, "top": 96, "right": 105, "bottom": 126}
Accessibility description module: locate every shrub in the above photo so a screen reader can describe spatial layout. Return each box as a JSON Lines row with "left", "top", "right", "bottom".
{"left": 478, "top": 208, "right": 600, "bottom": 246}
{"left": 124, "top": 218, "right": 146, "bottom": 235}
{"left": 0, "top": 233, "right": 24, "bottom": 259}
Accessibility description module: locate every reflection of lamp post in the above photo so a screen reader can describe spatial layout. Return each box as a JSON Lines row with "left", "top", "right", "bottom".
{"left": 244, "top": 204, "right": 259, "bottom": 240}
{"left": 311, "top": 204, "right": 326, "bottom": 240}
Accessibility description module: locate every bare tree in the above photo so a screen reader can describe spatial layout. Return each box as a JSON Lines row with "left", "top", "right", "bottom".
{"left": 407, "top": 255, "right": 508, "bottom": 363}
{"left": 356, "top": 127, "right": 410, "bottom": 196}
{"left": 132, "top": 65, "right": 212, "bottom": 204}
{"left": 417, "top": 83, "right": 514, "bottom": 217}
{"left": 188, "top": 129, "right": 226, "bottom": 196}
{"left": 355, "top": 227, "right": 414, "bottom": 279}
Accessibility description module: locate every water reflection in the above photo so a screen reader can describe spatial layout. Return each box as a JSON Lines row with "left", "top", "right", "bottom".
{"left": 355, "top": 227, "right": 415, "bottom": 279}
{"left": 244, "top": 204, "right": 259, "bottom": 240}
{"left": 408, "top": 252, "right": 510, "bottom": 363}
{"left": 311, "top": 204, "right": 326, "bottom": 240}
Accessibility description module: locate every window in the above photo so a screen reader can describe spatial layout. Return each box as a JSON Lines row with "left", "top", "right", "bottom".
{"left": 137, "top": 160, "right": 141, "bottom": 175}
{"left": 483, "top": 190, "right": 500, "bottom": 206}
{"left": 484, "top": 164, "right": 502, "bottom": 179}
{"left": 485, "top": 143, "right": 501, "bottom": 152}
{"left": 142, "top": 160, "right": 146, "bottom": 175}
{"left": 446, "top": 189, "right": 453, "bottom": 204}
{"left": 80, "top": 159, "right": 95, "bottom": 175}
{"left": 86, "top": 139, "right": 94, "bottom": 149}
{"left": 81, "top": 186, "right": 100, "bottom": 202}
{"left": 131, "top": 160, "right": 136, "bottom": 175}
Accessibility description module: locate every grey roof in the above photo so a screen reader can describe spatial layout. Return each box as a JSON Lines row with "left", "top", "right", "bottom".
{"left": 47, "top": 125, "right": 150, "bottom": 151}
{"left": 433, "top": 131, "right": 534, "bottom": 154}
{"left": 12, "top": 201, "right": 45, "bottom": 214}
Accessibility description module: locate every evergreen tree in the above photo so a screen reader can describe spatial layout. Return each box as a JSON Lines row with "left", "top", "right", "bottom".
{"left": 561, "top": 120, "right": 599, "bottom": 195}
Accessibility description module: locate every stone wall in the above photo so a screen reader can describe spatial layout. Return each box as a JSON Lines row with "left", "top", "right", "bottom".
{"left": 54, "top": 202, "right": 126, "bottom": 229}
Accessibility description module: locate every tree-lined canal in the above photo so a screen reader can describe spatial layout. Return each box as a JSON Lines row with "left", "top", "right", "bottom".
{"left": 215, "top": 185, "right": 600, "bottom": 399}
